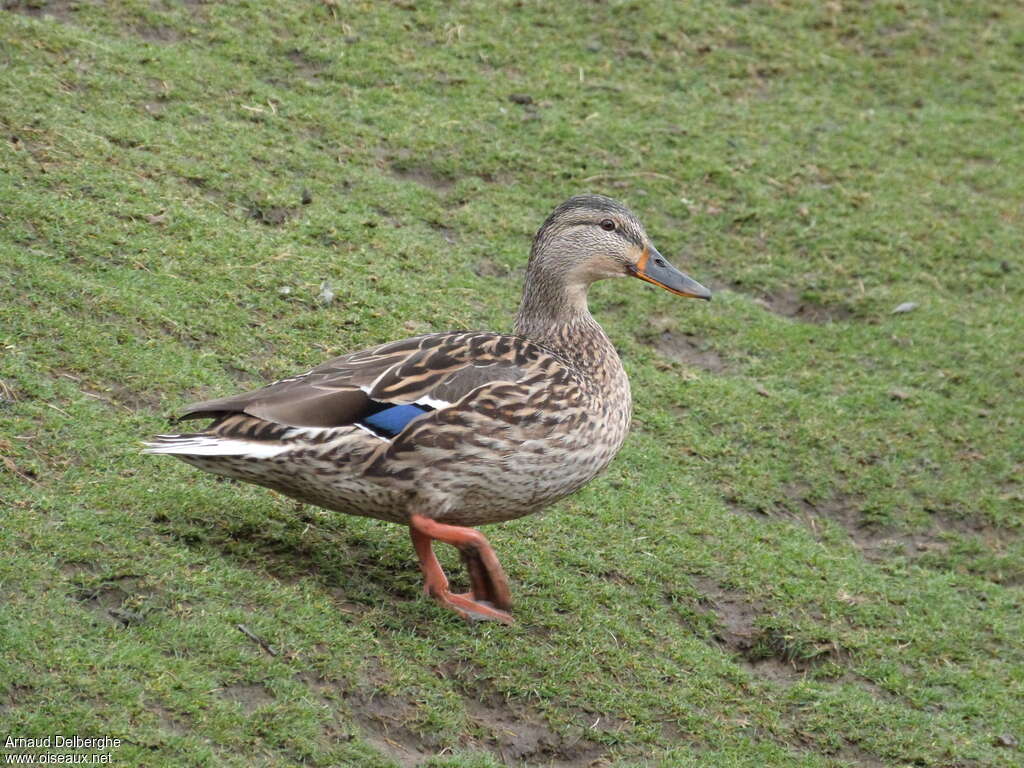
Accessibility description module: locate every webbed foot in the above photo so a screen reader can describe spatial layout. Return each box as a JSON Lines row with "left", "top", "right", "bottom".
{"left": 409, "top": 513, "right": 514, "bottom": 624}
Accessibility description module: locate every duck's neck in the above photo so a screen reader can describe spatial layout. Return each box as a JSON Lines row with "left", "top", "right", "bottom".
{"left": 513, "top": 269, "right": 623, "bottom": 386}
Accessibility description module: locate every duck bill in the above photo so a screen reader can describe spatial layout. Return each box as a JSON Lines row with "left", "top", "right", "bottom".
{"left": 629, "top": 247, "right": 711, "bottom": 300}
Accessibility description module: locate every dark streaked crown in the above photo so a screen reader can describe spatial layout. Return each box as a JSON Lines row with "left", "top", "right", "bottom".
{"left": 530, "top": 194, "right": 646, "bottom": 259}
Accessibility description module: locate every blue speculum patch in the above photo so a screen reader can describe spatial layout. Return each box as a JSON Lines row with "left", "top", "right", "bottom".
{"left": 359, "top": 403, "right": 434, "bottom": 438}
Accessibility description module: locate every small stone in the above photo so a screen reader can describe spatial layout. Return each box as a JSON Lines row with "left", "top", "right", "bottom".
{"left": 891, "top": 302, "right": 918, "bottom": 314}
{"left": 278, "top": 286, "right": 292, "bottom": 295}
{"left": 300, "top": 188, "right": 313, "bottom": 205}
{"left": 993, "top": 734, "right": 1018, "bottom": 749}
{"left": 262, "top": 207, "right": 289, "bottom": 226}
{"left": 889, "top": 389, "right": 910, "bottom": 401}
{"left": 508, "top": 93, "right": 533, "bottom": 105}
{"left": 318, "top": 280, "right": 335, "bottom": 306}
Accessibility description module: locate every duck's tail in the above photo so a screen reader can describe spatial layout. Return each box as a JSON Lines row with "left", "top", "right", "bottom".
{"left": 142, "top": 433, "right": 291, "bottom": 458}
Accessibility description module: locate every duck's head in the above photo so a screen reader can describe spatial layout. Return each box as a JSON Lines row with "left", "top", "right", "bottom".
{"left": 528, "top": 194, "right": 711, "bottom": 301}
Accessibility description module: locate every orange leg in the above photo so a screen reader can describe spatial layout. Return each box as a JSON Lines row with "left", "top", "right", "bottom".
{"left": 460, "top": 547, "right": 493, "bottom": 605}
{"left": 408, "top": 513, "right": 513, "bottom": 624}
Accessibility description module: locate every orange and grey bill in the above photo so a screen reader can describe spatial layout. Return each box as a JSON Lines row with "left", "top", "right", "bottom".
{"left": 629, "top": 246, "right": 712, "bottom": 300}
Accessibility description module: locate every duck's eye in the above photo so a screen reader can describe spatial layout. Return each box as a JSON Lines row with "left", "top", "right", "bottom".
{"left": 599, "top": 219, "right": 616, "bottom": 232}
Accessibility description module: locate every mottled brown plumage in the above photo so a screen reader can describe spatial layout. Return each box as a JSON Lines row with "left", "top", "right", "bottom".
{"left": 146, "top": 195, "right": 710, "bottom": 623}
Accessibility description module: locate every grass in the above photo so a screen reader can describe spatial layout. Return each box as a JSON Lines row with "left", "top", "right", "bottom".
{"left": 1, "top": 1, "right": 1022, "bottom": 766}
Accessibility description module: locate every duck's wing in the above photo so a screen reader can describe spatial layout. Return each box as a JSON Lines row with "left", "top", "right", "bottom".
{"left": 176, "top": 332, "right": 545, "bottom": 432}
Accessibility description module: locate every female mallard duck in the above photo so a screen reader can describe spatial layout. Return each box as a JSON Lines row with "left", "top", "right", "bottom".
{"left": 146, "top": 195, "right": 710, "bottom": 624}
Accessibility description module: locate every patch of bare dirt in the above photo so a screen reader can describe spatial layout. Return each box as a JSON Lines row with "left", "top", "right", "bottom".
{"left": 648, "top": 331, "right": 728, "bottom": 373}
{"left": 350, "top": 690, "right": 441, "bottom": 768}
{"left": 135, "top": 24, "right": 182, "bottom": 43}
{"left": 730, "top": 488, "right": 948, "bottom": 564}
{"left": 284, "top": 48, "right": 326, "bottom": 81}
{"left": 389, "top": 163, "right": 455, "bottom": 192}
{"left": 751, "top": 288, "right": 852, "bottom": 324}
{"left": 219, "top": 683, "right": 274, "bottom": 714}
{"left": 690, "top": 576, "right": 805, "bottom": 685}
{"left": 176, "top": 172, "right": 231, "bottom": 210}
{"left": 0, "top": 684, "right": 34, "bottom": 717}
{"left": 833, "top": 743, "right": 890, "bottom": 768}
{"left": 297, "top": 669, "right": 439, "bottom": 766}
{"left": 247, "top": 202, "right": 297, "bottom": 226}
{"left": 787, "top": 491, "right": 906, "bottom": 561}
{"left": 70, "top": 573, "right": 152, "bottom": 627}
{"left": 788, "top": 728, "right": 890, "bottom": 768}
{"left": 466, "top": 695, "right": 610, "bottom": 767}
{"left": 435, "top": 660, "right": 611, "bottom": 767}
{"left": 784, "top": 488, "right": 978, "bottom": 565}
{"left": 147, "top": 701, "right": 190, "bottom": 736}
{"left": 60, "top": 561, "right": 96, "bottom": 579}
{"left": 734, "top": 487, "right": 1023, "bottom": 587}
{"left": 182, "top": 174, "right": 208, "bottom": 189}
{"left": 2, "top": 0, "right": 76, "bottom": 20}
{"left": 8, "top": 132, "right": 64, "bottom": 173}
{"left": 106, "top": 134, "right": 145, "bottom": 150}
{"left": 296, "top": 663, "right": 610, "bottom": 768}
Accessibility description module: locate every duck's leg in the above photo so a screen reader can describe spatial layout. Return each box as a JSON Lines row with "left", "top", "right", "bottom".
{"left": 459, "top": 549, "right": 494, "bottom": 605}
{"left": 408, "top": 513, "right": 513, "bottom": 624}
{"left": 409, "top": 515, "right": 512, "bottom": 610}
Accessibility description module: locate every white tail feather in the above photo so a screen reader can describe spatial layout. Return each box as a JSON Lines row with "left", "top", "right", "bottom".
{"left": 142, "top": 435, "right": 289, "bottom": 458}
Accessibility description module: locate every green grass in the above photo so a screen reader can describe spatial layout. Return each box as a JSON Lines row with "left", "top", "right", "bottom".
{"left": 1, "top": 1, "right": 1022, "bottom": 766}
